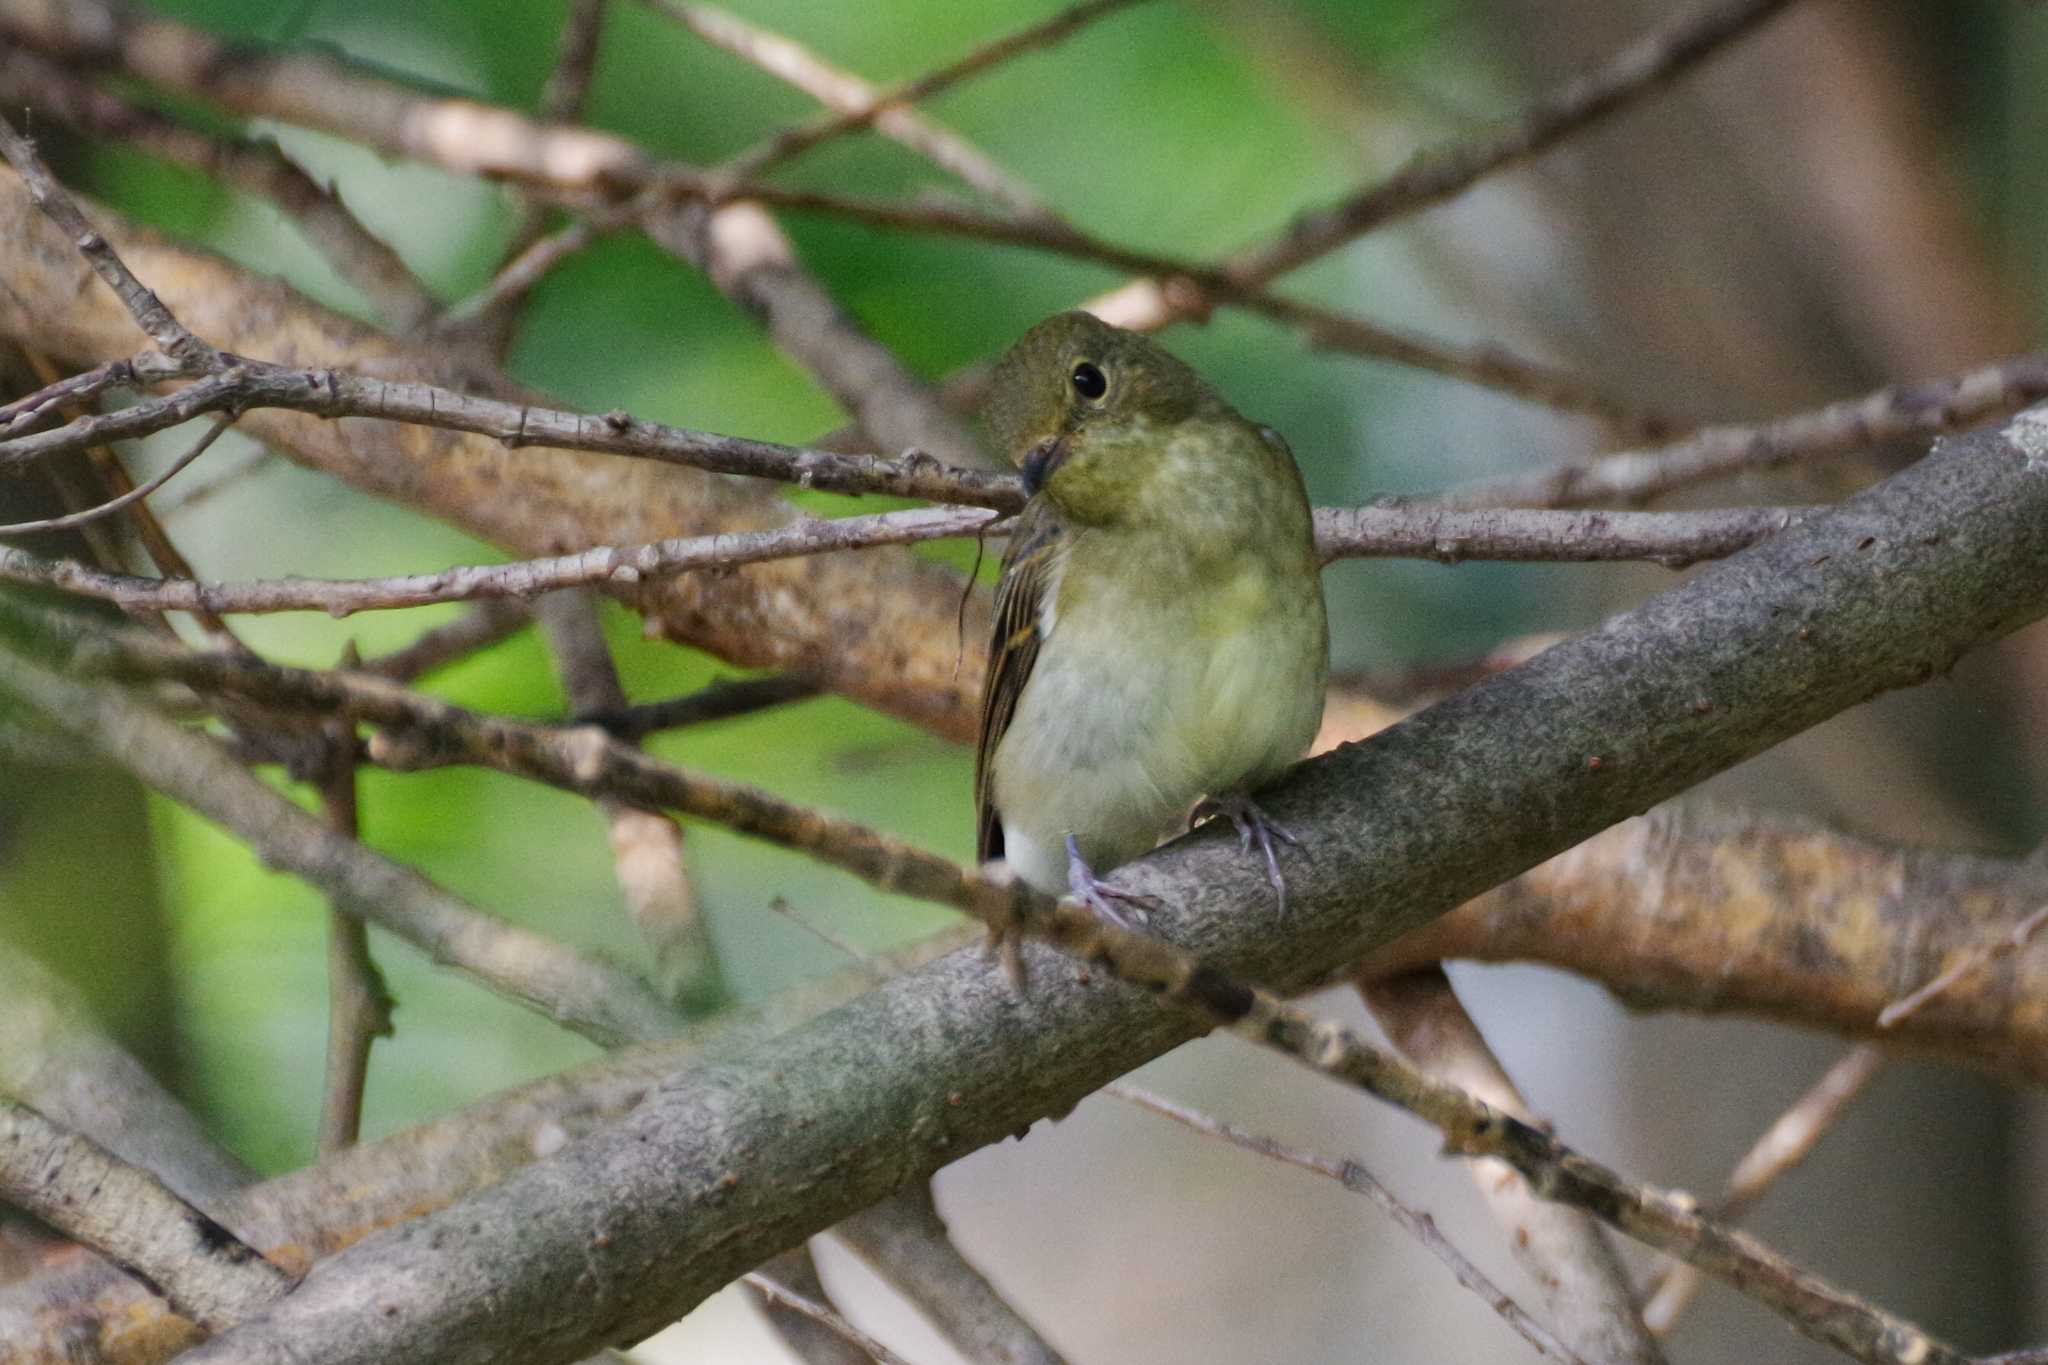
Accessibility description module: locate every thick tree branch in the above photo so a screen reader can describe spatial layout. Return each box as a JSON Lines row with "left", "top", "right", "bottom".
{"left": 151, "top": 406, "right": 2048, "bottom": 1365}
{"left": 1360, "top": 802, "right": 2048, "bottom": 1083}
{"left": 0, "top": 930, "right": 976, "bottom": 1364}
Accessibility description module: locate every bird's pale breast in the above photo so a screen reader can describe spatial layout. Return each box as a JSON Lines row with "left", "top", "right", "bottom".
{"left": 991, "top": 528, "right": 1326, "bottom": 894}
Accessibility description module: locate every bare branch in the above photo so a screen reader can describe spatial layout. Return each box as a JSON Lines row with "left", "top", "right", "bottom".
{"left": 1226, "top": 0, "right": 1799, "bottom": 286}
{"left": 742, "top": 1272, "right": 917, "bottom": 1365}
{"left": 1112, "top": 1085, "right": 1589, "bottom": 1365}
{"left": 0, "top": 506, "right": 998, "bottom": 615}
{"left": 659, "top": 2, "right": 1054, "bottom": 219}
{"left": 0, "top": 46, "right": 436, "bottom": 332}
{"left": 1312, "top": 502, "right": 1799, "bottom": 567}
{"left": 833, "top": 1186, "right": 1069, "bottom": 1365}
{"left": 712, "top": 0, "right": 1153, "bottom": 185}
{"left": 537, "top": 590, "right": 723, "bottom": 1010}
{"left": 0, "top": 644, "right": 683, "bottom": 1048}
{"left": 1359, "top": 970, "right": 1664, "bottom": 1365}
{"left": 0, "top": 113, "right": 209, "bottom": 365}
{"left": 1640, "top": 1046, "right": 1886, "bottom": 1336}
{"left": 1359, "top": 803, "right": 2048, "bottom": 1085}
{"left": 314, "top": 714, "right": 393, "bottom": 1155}
{"left": 0, "top": 1097, "right": 292, "bottom": 1331}
{"left": 1423, "top": 352, "right": 2048, "bottom": 510}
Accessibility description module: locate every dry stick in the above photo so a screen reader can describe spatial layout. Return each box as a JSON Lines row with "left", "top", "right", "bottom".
{"left": 0, "top": 501, "right": 1804, "bottom": 621}
{"left": 1421, "top": 352, "right": 2048, "bottom": 510}
{"left": 314, "top": 707, "right": 394, "bottom": 1156}
{"left": 752, "top": 1247, "right": 881, "bottom": 1365}
{"left": 0, "top": 414, "right": 230, "bottom": 535}
{"left": 831, "top": 1186, "right": 1070, "bottom": 1365}
{"left": 448, "top": 0, "right": 611, "bottom": 356}
{"left": 0, "top": 645, "right": 683, "bottom": 1049}
{"left": 0, "top": 1097, "right": 292, "bottom": 1332}
{"left": 536, "top": 590, "right": 724, "bottom": 1011}
{"left": 711, "top": 0, "right": 1153, "bottom": 185}
{"left": 742, "top": 1273, "right": 919, "bottom": 1365}
{"left": 0, "top": 45, "right": 436, "bottom": 333}
{"left": 359, "top": 600, "right": 531, "bottom": 685}
{"left": 581, "top": 672, "right": 818, "bottom": 741}
{"left": 1358, "top": 970, "right": 1665, "bottom": 1365}
{"left": 1640, "top": 1045, "right": 1887, "bottom": 1337}
{"left": 0, "top": 506, "right": 1001, "bottom": 615}
{"left": 15, "top": 612, "right": 1967, "bottom": 1365}
{"left": 659, "top": 1, "right": 1055, "bottom": 219}
{"left": 1878, "top": 904, "right": 2048, "bottom": 1029}
{"left": 1226, "top": 0, "right": 1799, "bottom": 286}
{"left": 1110, "top": 1085, "right": 1588, "bottom": 1365}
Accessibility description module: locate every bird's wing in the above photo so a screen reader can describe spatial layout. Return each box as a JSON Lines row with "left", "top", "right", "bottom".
{"left": 975, "top": 498, "right": 1063, "bottom": 863}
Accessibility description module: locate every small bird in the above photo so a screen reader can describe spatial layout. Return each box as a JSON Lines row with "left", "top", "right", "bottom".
{"left": 975, "top": 311, "right": 1328, "bottom": 922}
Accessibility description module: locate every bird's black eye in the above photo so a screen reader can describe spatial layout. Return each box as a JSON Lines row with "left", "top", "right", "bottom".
{"left": 1069, "top": 361, "right": 1107, "bottom": 401}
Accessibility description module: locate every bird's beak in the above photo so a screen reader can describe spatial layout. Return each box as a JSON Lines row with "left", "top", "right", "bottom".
{"left": 1020, "top": 435, "right": 1068, "bottom": 498}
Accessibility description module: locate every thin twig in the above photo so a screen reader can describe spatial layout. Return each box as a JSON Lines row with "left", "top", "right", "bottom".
{"left": 1112, "top": 1085, "right": 1588, "bottom": 1365}
{"left": 1879, "top": 905, "right": 2048, "bottom": 1028}
{"left": 0, "top": 114, "right": 210, "bottom": 365}
{"left": 156, "top": 446, "right": 282, "bottom": 520}
{"left": 0, "top": 415, "right": 231, "bottom": 536}
{"left": 658, "top": 0, "right": 1055, "bottom": 218}
{"left": 741, "top": 1272, "right": 918, "bottom": 1365}
{"left": 537, "top": 590, "right": 723, "bottom": 1011}
{"left": 315, "top": 696, "right": 393, "bottom": 1156}
{"left": 1640, "top": 1045, "right": 1886, "bottom": 1337}
{"left": 1421, "top": 353, "right": 2048, "bottom": 510}
{"left": 0, "top": 642, "right": 684, "bottom": 1049}
{"left": 0, "top": 45, "right": 436, "bottom": 332}
{"left": 1359, "top": 969, "right": 1665, "bottom": 1365}
{"left": 360, "top": 601, "right": 532, "bottom": 685}
{"left": 0, "top": 506, "right": 1000, "bottom": 616}
{"left": 1226, "top": 0, "right": 1799, "bottom": 286}
{"left": 579, "top": 673, "right": 817, "bottom": 740}
{"left": 712, "top": 0, "right": 1153, "bottom": 185}
{"left": 0, "top": 1096, "right": 292, "bottom": 1331}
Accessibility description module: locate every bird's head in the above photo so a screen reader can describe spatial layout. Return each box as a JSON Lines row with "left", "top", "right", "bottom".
{"left": 982, "top": 311, "right": 1220, "bottom": 525}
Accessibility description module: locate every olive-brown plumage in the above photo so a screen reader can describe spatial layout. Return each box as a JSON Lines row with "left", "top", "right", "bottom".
{"left": 975, "top": 312, "right": 1327, "bottom": 916}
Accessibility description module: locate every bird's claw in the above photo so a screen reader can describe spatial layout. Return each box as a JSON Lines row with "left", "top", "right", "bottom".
{"left": 1196, "top": 792, "right": 1299, "bottom": 917}
{"left": 1065, "top": 833, "right": 1164, "bottom": 930}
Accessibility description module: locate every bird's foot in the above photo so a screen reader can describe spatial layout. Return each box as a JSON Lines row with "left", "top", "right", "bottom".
{"left": 1193, "top": 791, "right": 1300, "bottom": 917}
{"left": 1065, "top": 833, "right": 1164, "bottom": 930}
